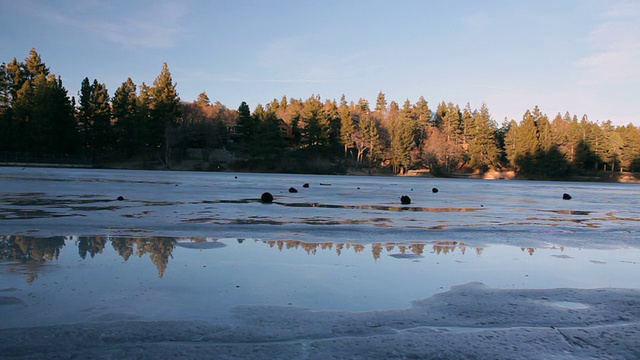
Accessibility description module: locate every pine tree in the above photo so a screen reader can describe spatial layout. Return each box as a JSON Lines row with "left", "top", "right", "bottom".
{"left": 194, "top": 91, "right": 210, "bottom": 107}
{"left": 360, "top": 113, "right": 381, "bottom": 170}
{"left": 0, "top": 63, "right": 12, "bottom": 112}
{"left": 324, "top": 99, "right": 341, "bottom": 152}
{"left": 300, "top": 95, "right": 329, "bottom": 149}
{"left": 78, "top": 78, "right": 112, "bottom": 159}
{"left": 112, "top": 78, "right": 140, "bottom": 157}
{"left": 503, "top": 120, "right": 520, "bottom": 169}
{"left": 24, "top": 48, "right": 49, "bottom": 79}
{"left": 78, "top": 77, "right": 92, "bottom": 144}
{"left": 617, "top": 124, "right": 640, "bottom": 172}
{"left": 461, "top": 103, "right": 474, "bottom": 146}
{"left": 90, "top": 80, "right": 112, "bottom": 159}
{"left": 432, "top": 101, "right": 447, "bottom": 128}
{"left": 565, "top": 114, "right": 583, "bottom": 164}
{"left": 467, "top": 103, "right": 499, "bottom": 171}
{"left": 4, "top": 58, "right": 26, "bottom": 104}
{"left": 413, "top": 96, "right": 431, "bottom": 131}
{"left": 9, "top": 50, "right": 78, "bottom": 155}
{"left": 441, "top": 102, "right": 462, "bottom": 144}
{"left": 35, "top": 75, "right": 79, "bottom": 154}
{"left": 149, "top": 63, "right": 181, "bottom": 167}
{"left": 573, "top": 115, "right": 601, "bottom": 171}
{"left": 0, "top": 65, "right": 12, "bottom": 151}
{"left": 352, "top": 112, "right": 372, "bottom": 165}
{"left": 339, "top": 97, "right": 355, "bottom": 158}
{"left": 265, "top": 98, "right": 280, "bottom": 114}
{"left": 514, "top": 109, "right": 540, "bottom": 173}
{"left": 137, "top": 82, "right": 153, "bottom": 154}
{"left": 357, "top": 98, "right": 370, "bottom": 113}
{"left": 388, "top": 110, "right": 416, "bottom": 174}
{"left": 236, "top": 101, "right": 255, "bottom": 145}
{"left": 551, "top": 113, "right": 571, "bottom": 157}
{"left": 375, "top": 91, "right": 387, "bottom": 112}
{"left": 601, "top": 120, "right": 622, "bottom": 172}
{"left": 252, "top": 111, "right": 287, "bottom": 159}
{"left": 536, "top": 112, "right": 553, "bottom": 152}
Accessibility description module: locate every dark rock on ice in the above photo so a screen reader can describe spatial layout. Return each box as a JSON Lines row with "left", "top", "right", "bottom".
{"left": 289, "top": 187, "right": 298, "bottom": 193}
{"left": 117, "top": 196, "right": 125, "bottom": 201}
{"left": 261, "top": 192, "right": 274, "bottom": 203}
{"left": 432, "top": 187, "right": 439, "bottom": 193}
{"left": 302, "top": 183, "right": 309, "bottom": 188}
{"left": 400, "top": 195, "right": 411, "bottom": 205}
{"left": 563, "top": 193, "right": 572, "bottom": 200}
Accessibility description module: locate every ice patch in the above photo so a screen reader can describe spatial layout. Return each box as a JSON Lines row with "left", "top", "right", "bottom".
{"left": 175, "top": 240, "right": 226, "bottom": 250}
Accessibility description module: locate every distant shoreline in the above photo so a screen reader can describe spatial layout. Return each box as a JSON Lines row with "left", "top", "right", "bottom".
{"left": 1, "top": 162, "right": 639, "bottom": 184}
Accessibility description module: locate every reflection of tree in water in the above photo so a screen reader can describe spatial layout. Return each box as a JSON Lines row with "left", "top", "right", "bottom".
{"left": 3, "top": 235, "right": 549, "bottom": 283}
{"left": 135, "top": 237, "right": 177, "bottom": 278}
{"left": 78, "top": 236, "right": 177, "bottom": 277}
{"left": 433, "top": 241, "right": 468, "bottom": 255}
{"left": 372, "top": 243, "right": 382, "bottom": 260}
{"left": 266, "top": 240, "right": 337, "bottom": 255}
{"left": 108, "top": 236, "right": 178, "bottom": 278}
{"left": 521, "top": 247, "right": 536, "bottom": 256}
{"left": 0, "top": 235, "right": 66, "bottom": 262}
{"left": 77, "top": 236, "right": 107, "bottom": 259}
{"left": 0, "top": 235, "right": 178, "bottom": 282}
{"left": 519, "top": 245, "right": 564, "bottom": 256}
{"left": 350, "top": 244, "right": 366, "bottom": 253}
{"left": 0, "top": 235, "right": 67, "bottom": 284}
{"left": 260, "top": 239, "right": 479, "bottom": 260}
{"left": 410, "top": 243, "right": 425, "bottom": 255}
{"left": 111, "top": 237, "right": 137, "bottom": 261}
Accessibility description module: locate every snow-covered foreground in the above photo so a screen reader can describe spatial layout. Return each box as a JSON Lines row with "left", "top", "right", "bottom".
{"left": 1, "top": 167, "right": 639, "bottom": 358}
{"left": 1, "top": 282, "right": 639, "bottom": 359}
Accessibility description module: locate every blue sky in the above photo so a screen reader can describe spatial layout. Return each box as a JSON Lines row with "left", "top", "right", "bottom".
{"left": 1, "top": 0, "right": 638, "bottom": 126}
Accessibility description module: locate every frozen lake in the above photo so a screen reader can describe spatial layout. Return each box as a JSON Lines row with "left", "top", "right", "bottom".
{"left": 1, "top": 167, "right": 639, "bottom": 359}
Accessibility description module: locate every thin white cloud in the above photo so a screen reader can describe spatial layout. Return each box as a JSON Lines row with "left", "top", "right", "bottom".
{"left": 36, "top": 1, "right": 188, "bottom": 49}
{"left": 470, "top": 84, "right": 511, "bottom": 92}
{"left": 256, "top": 37, "right": 305, "bottom": 69}
{"left": 253, "top": 35, "right": 380, "bottom": 84}
{"left": 578, "top": 1, "right": 640, "bottom": 85}
{"left": 223, "top": 77, "right": 337, "bottom": 84}
{"left": 463, "top": 11, "right": 493, "bottom": 31}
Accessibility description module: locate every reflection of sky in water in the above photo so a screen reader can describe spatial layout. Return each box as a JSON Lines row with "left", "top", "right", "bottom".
{"left": 1, "top": 236, "right": 638, "bottom": 329}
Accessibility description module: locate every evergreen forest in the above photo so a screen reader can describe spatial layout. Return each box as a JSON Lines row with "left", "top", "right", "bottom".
{"left": 2, "top": 49, "right": 640, "bottom": 179}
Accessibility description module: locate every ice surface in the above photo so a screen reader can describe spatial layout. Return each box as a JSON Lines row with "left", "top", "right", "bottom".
{"left": 0, "top": 282, "right": 638, "bottom": 359}
{"left": 1, "top": 167, "right": 639, "bottom": 249}
{"left": 1, "top": 167, "right": 639, "bottom": 359}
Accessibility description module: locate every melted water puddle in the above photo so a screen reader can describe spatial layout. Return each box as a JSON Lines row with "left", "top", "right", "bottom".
{"left": 1, "top": 235, "right": 638, "bottom": 329}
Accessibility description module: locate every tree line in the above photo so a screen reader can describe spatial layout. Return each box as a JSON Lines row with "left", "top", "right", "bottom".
{"left": 2, "top": 49, "right": 640, "bottom": 177}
